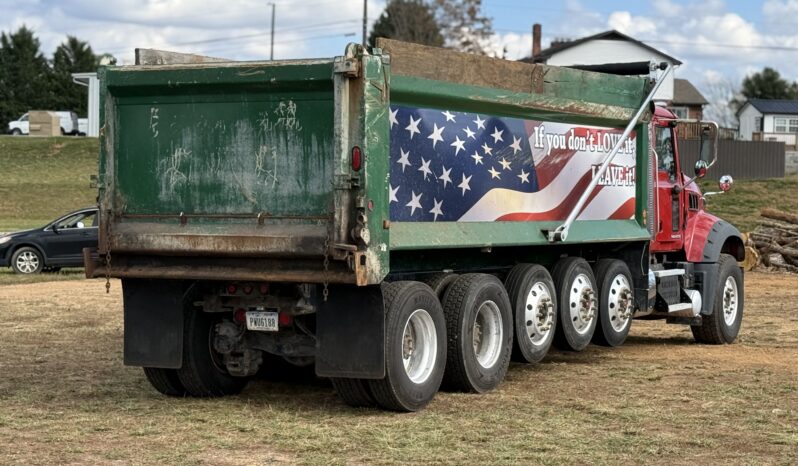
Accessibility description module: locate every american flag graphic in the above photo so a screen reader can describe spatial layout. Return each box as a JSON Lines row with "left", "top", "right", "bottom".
{"left": 388, "top": 105, "right": 637, "bottom": 223}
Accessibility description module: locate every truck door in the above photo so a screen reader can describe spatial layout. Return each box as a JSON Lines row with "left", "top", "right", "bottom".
{"left": 652, "top": 123, "right": 684, "bottom": 251}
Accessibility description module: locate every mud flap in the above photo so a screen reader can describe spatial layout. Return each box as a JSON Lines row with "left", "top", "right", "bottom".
{"left": 315, "top": 284, "right": 385, "bottom": 379}
{"left": 122, "top": 278, "right": 184, "bottom": 368}
{"left": 694, "top": 263, "right": 719, "bottom": 315}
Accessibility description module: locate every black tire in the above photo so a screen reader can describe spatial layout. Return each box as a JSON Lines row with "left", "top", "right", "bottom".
{"left": 505, "top": 264, "right": 557, "bottom": 364}
{"left": 331, "top": 378, "right": 376, "bottom": 408}
{"left": 367, "top": 281, "right": 447, "bottom": 412}
{"left": 441, "top": 274, "right": 512, "bottom": 393}
{"left": 691, "top": 254, "right": 744, "bottom": 344}
{"left": 11, "top": 128, "right": 22, "bottom": 135}
{"left": 552, "top": 257, "right": 598, "bottom": 352}
{"left": 592, "top": 259, "right": 634, "bottom": 347}
{"left": 423, "top": 272, "right": 459, "bottom": 300}
{"left": 11, "top": 246, "right": 44, "bottom": 274}
{"left": 143, "top": 367, "right": 187, "bottom": 396}
{"left": 176, "top": 309, "right": 249, "bottom": 397}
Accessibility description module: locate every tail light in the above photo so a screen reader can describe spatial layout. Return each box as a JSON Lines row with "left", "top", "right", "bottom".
{"left": 259, "top": 283, "right": 269, "bottom": 295}
{"left": 351, "top": 146, "right": 362, "bottom": 171}
{"left": 243, "top": 285, "right": 253, "bottom": 295}
{"left": 279, "top": 313, "right": 293, "bottom": 327}
{"left": 226, "top": 284, "right": 237, "bottom": 294}
{"left": 233, "top": 308, "right": 246, "bottom": 324}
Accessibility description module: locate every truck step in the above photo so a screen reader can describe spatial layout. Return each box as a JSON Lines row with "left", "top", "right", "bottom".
{"left": 653, "top": 269, "right": 685, "bottom": 278}
{"left": 667, "top": 302, "right": 693, "bottom": 313}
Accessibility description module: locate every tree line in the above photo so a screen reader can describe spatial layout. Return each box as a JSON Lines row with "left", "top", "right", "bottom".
{"left": 0, "top": 26, "right": 107, "bottom": 130}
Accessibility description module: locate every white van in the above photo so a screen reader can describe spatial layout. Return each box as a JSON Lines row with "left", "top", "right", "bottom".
{"left": 8, "top": 111, "right": 80, "bottom": 135}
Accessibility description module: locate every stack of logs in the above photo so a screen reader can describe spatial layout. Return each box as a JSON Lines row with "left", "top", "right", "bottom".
{"left": 747, "top": 208, "right": 798, "bottom": 273}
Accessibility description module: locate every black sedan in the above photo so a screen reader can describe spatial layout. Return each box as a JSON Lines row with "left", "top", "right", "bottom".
{"left": 0, "top": 207, "right": 98, "bottom": 274}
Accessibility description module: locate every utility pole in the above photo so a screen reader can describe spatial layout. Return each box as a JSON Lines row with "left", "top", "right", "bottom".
{"left": 270, "top": 2, "right": 276, "bottom": 60}
{"left": 362, "top": 0, "right": 367, "bottom": 45}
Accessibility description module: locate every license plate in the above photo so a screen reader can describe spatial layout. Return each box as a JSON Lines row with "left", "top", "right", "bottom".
{"left": 246, "top": 311, "right": 279, "bottom": 331}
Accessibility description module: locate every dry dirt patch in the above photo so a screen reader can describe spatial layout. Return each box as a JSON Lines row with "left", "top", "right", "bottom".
{"left": 0, "top": 273, "right": 796, "bottom": 465}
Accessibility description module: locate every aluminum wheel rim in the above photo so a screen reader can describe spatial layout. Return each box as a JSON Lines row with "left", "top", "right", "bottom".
{"left": 607, "top": 274, "right": 633, "bottom": 332}
{"left": 569, "top": 273, "right": 596, "bottom": 335}
{"left": 15, "top": 251, "right": 39, "bottom": 274}
{"left": 473, "top": 300, "right": 503, "bottom": 369}
{"left": 722, "top": 276, "right": 739, "bottom": 326}
{"left": 524, "top": 282, "right": 555, "bottom": 346}
{"left": 402, "top": 309, "right": 437, "bottom": 384}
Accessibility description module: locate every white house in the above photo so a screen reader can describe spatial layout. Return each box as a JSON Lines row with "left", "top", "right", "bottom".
{"left": 737, "top": 99, "right": 798, "bottom": 146}
{"left": 522, "top": 29, "right": 682, "bottom": 102}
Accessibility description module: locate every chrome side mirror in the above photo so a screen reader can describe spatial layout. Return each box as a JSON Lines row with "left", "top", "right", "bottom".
{"left": 718, "top": 175, "right": 733, "bottom": 192}
{"left": 694, "top": 160, "right": 709, "bottom": 179}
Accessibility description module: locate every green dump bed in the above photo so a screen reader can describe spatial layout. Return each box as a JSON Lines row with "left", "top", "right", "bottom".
{"left": 95, "top": 41, "right": 653, "bottom": 286}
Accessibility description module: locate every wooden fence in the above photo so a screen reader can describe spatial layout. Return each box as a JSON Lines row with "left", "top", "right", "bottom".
{"left": 677, "top": 139, "right": 785, "bottom": 180}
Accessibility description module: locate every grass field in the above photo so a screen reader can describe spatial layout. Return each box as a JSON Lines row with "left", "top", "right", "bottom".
{"left": 0, "top": 136, "right": 98, "bottom": 232}
{"left": 0, "top": 273, "right": 795, "bottom": 464}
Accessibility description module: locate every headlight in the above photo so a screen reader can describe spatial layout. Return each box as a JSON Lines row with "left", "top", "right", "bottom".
{"left": 0, "top": 236, "right": 11, "bottom": 245}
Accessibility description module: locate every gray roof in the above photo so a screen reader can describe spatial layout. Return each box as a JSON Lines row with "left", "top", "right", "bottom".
{"left": 521, "top": 30, "right": 682, "bottom": 65}
{"left": 672, "top": 79, "right": 707, "bottom": 106}
{"left": 747, "top": 99, "right": 798, "bottom": 115}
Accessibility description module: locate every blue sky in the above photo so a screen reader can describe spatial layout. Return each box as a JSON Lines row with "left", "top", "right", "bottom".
{"left": 0, "top": 0, "right": 794, "bottom": 113}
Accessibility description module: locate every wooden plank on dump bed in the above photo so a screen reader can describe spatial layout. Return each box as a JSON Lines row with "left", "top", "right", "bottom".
{"left": 134, "top": 48, "right": 231, "bottom": 65}
{"left": 376, "top": 38, "right": 537, "bottom": 93}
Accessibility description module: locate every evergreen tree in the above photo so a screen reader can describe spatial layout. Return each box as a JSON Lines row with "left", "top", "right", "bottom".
{"left": 740, "top": 67, "right": 798, "bottom": 101}
{"left": 0, "top": 26, "right": 53, "bottom": 130}
{"left": 51, "top": 36, "right": 99, "bottom": 116}
{"left": 369, "top": 0, "right": 444, "bottom": 47}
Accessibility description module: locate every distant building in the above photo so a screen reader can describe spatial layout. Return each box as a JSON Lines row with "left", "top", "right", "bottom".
{"left": 737, "top": 99, "right": 798, "bottom": 147}
{"left": 670, "top": 79, "right": 708, "bottom": 120}
{"left": 71, "top": 72, "right": 100, "bottom": 137}
{"left": 522, "top": 29, "right": 681, "bottom": 102}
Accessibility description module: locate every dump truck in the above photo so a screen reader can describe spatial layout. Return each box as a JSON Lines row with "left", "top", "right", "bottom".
{"left": 85, "top": 40, "right": 745, "bottom": 412}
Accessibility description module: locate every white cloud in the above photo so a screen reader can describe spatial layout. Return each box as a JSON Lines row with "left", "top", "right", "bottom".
{"left": 607, "top": 11, "right": 657, "bottom": 37}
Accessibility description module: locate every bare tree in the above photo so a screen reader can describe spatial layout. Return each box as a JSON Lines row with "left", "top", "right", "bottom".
{"left": 433, "top": 0, "right": 494, "bottom": 55}
{"left": 702, "top": 75, "right": 741, "bottom": 129}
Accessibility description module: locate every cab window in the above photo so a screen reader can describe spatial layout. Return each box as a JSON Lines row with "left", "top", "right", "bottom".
{"left": 55, "top": 211, "right": 96, "bottom": 229}
{"left": 655, "top": 126, "right": 676, "bottom": 178}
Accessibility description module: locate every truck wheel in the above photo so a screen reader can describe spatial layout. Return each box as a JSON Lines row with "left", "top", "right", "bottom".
{"left": 592, "top": 259, "right": 634, "bottom": 347}
{"left": 176, "top": 310, "right": 249, "bottom": 397}
{"left": 11, "top": 247, "right": 43, "bottom": 274}
{"left": 367, "top": 281, "right": 446, "bottom": 411}
{"left": 552, "top": 258, "right": 598, "bottom": 351}
{"left": 441, "top": 274, "right": 512, "bottom": 393}
{"left": 505, "top": 264, "right": 557, "bottom": 363}
{"left": 691, "top": 254, "right": 744, "bottom": 344}
{"left": 11, "top": 128, "right": 22, "bottom": 135}
{"left": 143, "top": 367, "right": 187, "bottom": 396}
{"left": 423, "top": 273, "right": 459, "bottom": 300}
{"left": 331, "top": 378, "right": 376, "bottom": 408}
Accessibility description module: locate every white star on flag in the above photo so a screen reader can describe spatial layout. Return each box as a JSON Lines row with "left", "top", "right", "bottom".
{"left": 510, "top": 135, "right": 522, "bottom": 154}
{"left": 451, "top": 135, "right": 466, "bottom": 155}
{"left": 474, "top": 115, "right": 486, "bottom": 130}
{"left": 499, "top": 158, "right": 512, "bottom": 171}
{"left": 481, "top": 142, "right": 493, "bottom": 156}
{"left": 442, "top": 110, "right": 456, "bottom": 122}
{"left": 430, "top": 198, "right": 444, "bottom": 221}
{"left": 397, "top": 148, "right": 411, "bottom": 172}
{"left": 491, "top": 127, "right": 504, "bottom": 143}
{"left": 518, "top": 169, "right": 530, "bottom": 184}
{"left": 418, "top": 157, "right": 433, "bottom": 180}
{"left": 488, "top": 166, "right": 501, "bottom": 179}
{"left": 471, "top": 150, "right": 483, "bottom": 165}
{"left": 389, "top": 108, "right": 398, "bottom": 128}
{"left": 463, "top": 126, "right": 476, "bottom": 139}
{"left": 389, "top": 184, "right": 400, "bottom": 202}
{"left": 428, "top": 123, "right": 445, "bottom": 148}
{"left": 438, "top": 165, "right": 452, "bottom": 188}
{"left": 406, "top": 191, "right": 423, "bottom": 215}
{"left": 458, "top": 173, "right": 472, "bottom": 195}
{"left": 405, "top": 115, "right": 421, "bottom": 139}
